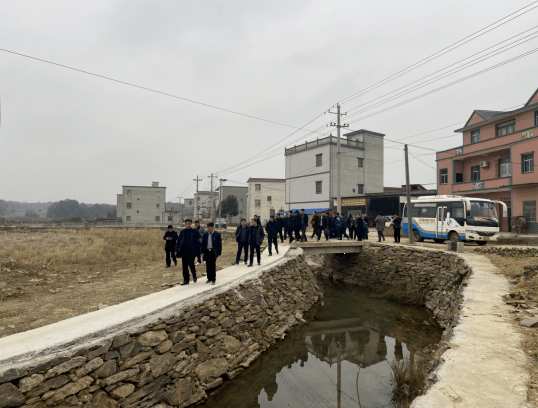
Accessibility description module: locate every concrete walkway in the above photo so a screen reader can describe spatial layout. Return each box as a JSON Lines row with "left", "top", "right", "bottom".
{"left": 0, "top": 246, "right": 294, "bottom": 372}
{"left": 411, "top": 252, "right": 529, "bottom": 408}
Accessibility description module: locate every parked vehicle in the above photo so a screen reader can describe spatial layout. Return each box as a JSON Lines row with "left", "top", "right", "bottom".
{"left": 402, "top": 195, "right": 507, "bottom": 245}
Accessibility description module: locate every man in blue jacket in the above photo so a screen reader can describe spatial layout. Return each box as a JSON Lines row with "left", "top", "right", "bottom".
{"left": 175, "top": 219, "right": 201, "bottom": 285}
{"left": 201, "top": 222, "right": 222, "bottom": 285}
{"left": 163, "top": 225, "right": 178, "bottom": 267}
{"left": 248, "top": 218, "right": 265, "bottom": 267}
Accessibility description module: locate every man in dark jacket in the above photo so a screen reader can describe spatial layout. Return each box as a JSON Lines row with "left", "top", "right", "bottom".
{"left": 233, "top": 219, "right": 250, "bottom": 265}
{"left": 392, "top": 214, "right": 402, "bottom": 243}
{"left": 175, "top": 219, "right": 201, "bottom": 285}
{"left": 311, "top": 211, "right": 320, "bottom": 240}
{"left": 362, "top": 214, "right": 369, "bottom": 240}
{"left": 330, "top": 212, "right": 337, "bottom": 238}
{"left": 288, "top": 212, "right": 296, "bottom": 243}
{"left": 248, "top": 218, "right": 265, "bottom": 267}
{"left": 320, "top": 212, "right": 330, "bottom": 241}
{"left": 276, "top": 213, "right": 284, "bottom": 243}
{"left": 339, "top": 214, "right": 350, "bottom": 240}
{"left": 194, "top": 220, "right": 206, "bottom": 265}
{"left": 300, "top": 209, "right": 309, "bottom": 242}
{"left": 265, "top": 215, "right": 279, "bottom": 256}
{"left": 294, "top": 210, "right": 302, "bottom": 242}
{"left": 356, "top": 213, "right": 364, "bottom": 241}
{"left": 163, "top": 225, "right": 178, "bottom": 267}
{"left": 201, "top": 222, "right": 222, "bottom": 285}
{"left": 348, "top": 214, "right": 355, "bottom": 239}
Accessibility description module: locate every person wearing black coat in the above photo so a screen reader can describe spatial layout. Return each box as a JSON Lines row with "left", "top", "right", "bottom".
{"left": 276, "top": 213, "right": 284, "bottom": 243}
{"left": 175, "top": 220, "right": 201, "bottom": 285}
{"left": 392, "top": 214, "right": 402, "bottom": 243}
{"left": 201, "top": 222, "right": 222, "bottom": 284}
{"left": 320, "top": 212, "right": 330, "bottom": 241}
{"left": 248, "top": 219, "right": 265, "bottom": 267}
{"left": 265, "top": 216, "right": 279, "bottom": 256}
{"left": 233, "top": 219, "right": 250, "bottom": 265}
{"left": 163, "top": 225, "right": 178, "bottom": 267}
{"left": 348, "top": 214, "right": 355, "bottom": 239}
{"left": 362, "top": 214, "right": 369, "bottom": 240}
{"left": 339, "top": 215, "right": 350, "bottom": 240}
{"left": 288, "top": 213, "right": 296, "bottom": 243}
{"left": 355, "top": 214, "right": 364, "bottom": 241}
{"left": 294, "top": 211, "right": 302, "bottom": 242}
{"left": 300, "top": 209, "right": 309, "bottom": 242}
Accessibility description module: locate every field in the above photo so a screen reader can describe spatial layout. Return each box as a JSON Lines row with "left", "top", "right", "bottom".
{"left": 0, "top": 227, "right": 244, "bottom": 338}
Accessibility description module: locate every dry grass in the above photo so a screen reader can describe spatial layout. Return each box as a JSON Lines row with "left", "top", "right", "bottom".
{"left": 389, "top": 356, "right": 428, "bottom": 408}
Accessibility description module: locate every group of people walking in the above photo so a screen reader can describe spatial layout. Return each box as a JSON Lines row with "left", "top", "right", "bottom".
{"left": 163, "top": 211, "right": 404, "bottom": 286}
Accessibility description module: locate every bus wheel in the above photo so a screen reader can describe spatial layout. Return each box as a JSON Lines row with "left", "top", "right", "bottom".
{"left": 476, "top": 241, "right": 487, "bottom": 246}
{"left": 412, "top": 230, "right": 424, "bottom": 242}
{"left": 433, "top": 238, "right": 446, "bottom": 244}
{"left": 448, "top": 232, "right": 460, "bottom": 242}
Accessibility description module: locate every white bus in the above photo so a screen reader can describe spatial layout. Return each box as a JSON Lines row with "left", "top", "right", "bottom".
{"left": 402, "top": 195, "right": 507, "bottom": 245}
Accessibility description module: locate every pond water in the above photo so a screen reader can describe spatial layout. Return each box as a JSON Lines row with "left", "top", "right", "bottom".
{"left": 202, "top": 283, "right": 441, "bottom": 408}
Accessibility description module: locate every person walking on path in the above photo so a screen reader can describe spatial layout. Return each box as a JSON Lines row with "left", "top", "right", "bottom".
{"left": 330, "top": 212, "right": 337, "bottom": 238}
{"left": 265, "top": 215, "right": 279, "bottom": 256}
{"left": 362, "top": 214, "right": 369, "bottom": 240}
{"left": 175, "top": 219, "right": 201, "bottom": 285}
{"left": 283, "top": 213, "right": 290, "bottom": 241}
{"left": 194, "top": 220, "right": 206, "bottom": 265}
{"left": 276, "top": 213, "right": 284, "bottom": 243}
{"left": 321, "top": 212, "right": 330, "bottom": 241}
{"left": 163, "top": 225, "right": 178, "bottom": 268}
{"left": 288, "top": 212, "right": 296, "bottom": 243}
{"left": 311, "top": 211, "right": 320, "bottom": 239}
{"left": 201, "top": 222, "right": 222, "bottom": 285}
{"left": 293, "top": 210, "right": 302, "bottom": 242}
{"left": 340, "top": 214, "right": 350, "bottom": 240}
{"left": 392, "top": 214, "right": 402, "bottom": 243}
{"left": 248, "top": 218, "right": 265, "bottom": 267}
{"left": 355, "top": 214, "right": 364, "bottom": 241}
{"left": 335, "top": 213, "right": 342, "bottom": 240}
{"left": 375, "top": 215, "right": 386, "bottom": 242}
{"left": 233, "top": 219, "right": 250, "bottom": 265}
{"left": 300, "top": 209, "right": 309, "bottom": 242}
{"left": 349, "top": 214, "right": 355, "bottom": 239}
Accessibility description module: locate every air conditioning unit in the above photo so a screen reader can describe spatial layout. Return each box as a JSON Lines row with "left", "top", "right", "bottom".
{"left": 480, "top": 161, "right": 489, "bottom": 168}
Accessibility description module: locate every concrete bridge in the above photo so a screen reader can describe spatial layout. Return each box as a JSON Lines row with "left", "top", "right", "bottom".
{"left": 294, "top": 240, "right": 365, "bottom": 254}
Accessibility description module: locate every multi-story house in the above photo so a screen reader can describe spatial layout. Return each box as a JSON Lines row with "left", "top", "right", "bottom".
{"left": 246, "top": 178, "right": 286, "bottom": 224}
{"left": 436, "top": 87, "right": 538, "bottom": 233}
{"left": 193, "top": 191, "right": 219, "bottom": 220}
{"left": 116, "top": 182, "right": 166, "bottom": 224}
{"left": 285, "top": 129, "right": 385, "bottom": 211}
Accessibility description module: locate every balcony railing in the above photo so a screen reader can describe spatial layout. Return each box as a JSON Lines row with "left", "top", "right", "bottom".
{"left": 452, "top": 177, "right": 511, "bottom": 192}
{"left": 285, "top": 136, "right": 364, "bottom": 155}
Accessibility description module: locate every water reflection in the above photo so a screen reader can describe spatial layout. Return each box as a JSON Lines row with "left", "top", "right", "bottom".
{"left": 203, "top": 283, "right": 440, "bottom": 408}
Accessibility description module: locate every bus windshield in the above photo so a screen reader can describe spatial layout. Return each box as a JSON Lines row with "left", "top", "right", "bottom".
{"left": 467, "top": 200, "right": 498, "bottom": 227}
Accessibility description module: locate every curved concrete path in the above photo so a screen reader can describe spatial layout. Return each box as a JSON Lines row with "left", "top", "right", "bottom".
{"left": 412, "top": 252, "right": 529, "bottom": 408}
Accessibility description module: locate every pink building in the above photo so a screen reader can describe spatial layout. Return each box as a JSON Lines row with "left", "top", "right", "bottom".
{"left": 436, "top": 87, "right": 538, "bottom": 233}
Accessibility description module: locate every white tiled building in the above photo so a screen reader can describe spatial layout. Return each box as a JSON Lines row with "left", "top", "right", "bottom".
{"left": 246, "top": 178, "right": 286, "bottom": 224}
{"left": 117, "top": 182, "right": 166, "bottom": 224}
{"left": 285, "top": 130, "right": 385, "bottom": 210}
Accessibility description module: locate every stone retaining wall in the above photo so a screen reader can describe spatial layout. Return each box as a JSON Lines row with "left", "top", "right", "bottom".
{"left": 0, "top": 252, "right": 322, "bottom": 408}
{"left": 317, "top": 244, "right": 468, "bottom": 329}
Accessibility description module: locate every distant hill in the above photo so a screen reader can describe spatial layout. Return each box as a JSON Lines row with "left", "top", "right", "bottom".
{"left": 0, "top": 200, "right": 116, "bottom": 219}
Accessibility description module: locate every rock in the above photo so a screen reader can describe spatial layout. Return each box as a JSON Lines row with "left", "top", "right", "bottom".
{"left": 0, "top": 383, "right": 26, "bottom": 408}
{"left": 18, "top": 374, "right": 45, "bottom": 393}
{"left": 244, "top": 315, "right": 259, "bottom": 323}
{"left": 195, "top": 341, "right": 209, "bottom": 362}
{"left": 121, "top": 376, "right": 170, "bottom": 406}
{"left": 520, "top": 317, "right": 538, "bottom": 327}
{"left": 119, "top": 342, "right": 136, "bottom": 358}
{"left": 119, "top": 351, "right": 154, "bottom": 370}
{"left": 154, "top": 340, "right": 173, "bottom": 354}
{"left": 0, "top": 368, "right": 28, "bottom": 383}
{"left": 194, "top": 358, "right": 228, "bottom": 382}
{"left": 138, "top": 330, "right": 168, "bottom": 347}
{"left": 112, "top": 333, "right": 131, "bottom": 348}
{"left": 93, "top": 360, "right": 117, "bottom": 378}
{"left": 149, "top": 352, "right": 177, "bottom": 378}
{"left": 101, "top": 367, "right": 140, "bottom": 386}
{"left": 221, "top": 336, "right": 242, "bottom": 354}
{"left": 109, "top": 383, "right": 135, "bottom": 399}
{"left": 169, "top": 331, "right": 186, "bottom": 343}
{"left": 90, "top": 391, "right": 119, "bottom": 408}
{"left": 205, "top": 327, "right": 221, "bottom": 337}
{"left": 44, "top": 376, "right": 93, "bottom": 406}
{"left": 97, "top": 303, "right": 109, "bottom": 310}
{"left": 87, "top": 341, "right": 113, "bottom": 361}
{"left": 46, "top": 356, "right": 86, "bottom": 378}
{"left": 205, "top": 377, "right": 223, "bottom": 390}
{"left": 75, "top": 358, "right": 104, "bottom": 378}
{"left": 161, "top": 378, "right": 194, "bottom": 405}
{"left": 240, "top": 351, "right": 261, "bottom": 368}
{"left": 104, "top": 350, "right": 120, "bottom": 361}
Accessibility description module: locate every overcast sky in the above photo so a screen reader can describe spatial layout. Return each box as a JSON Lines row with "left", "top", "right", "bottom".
{"left": 1, "top": 0, "right": 537, "bottom": 204}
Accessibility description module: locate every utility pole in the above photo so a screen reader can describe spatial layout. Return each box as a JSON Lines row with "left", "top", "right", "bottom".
{"left": 218, "top": 178, "right": 227, "bottom": 227}
{"left": 329, "top": 104, "right": 348, "bottom": 214}
{"left": 405, "top": 144, "right": 414, "bottom": 244}
{"left": 176, "top": 196, "right": 182, "bottom": 223}
{"left": 193, "top": 175, "right": 202, "bottom": 219}
{"left": 208, "top": 174, "right": 217, "bottom": 221}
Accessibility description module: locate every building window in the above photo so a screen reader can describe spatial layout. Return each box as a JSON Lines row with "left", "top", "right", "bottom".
{"left": 316, "top": 154, "right": 322, "bottom": 167}
{"left": 126, "top": 203, "right": 132, "bottom": 209}
{"left": 357, "top": 158, "right": 364, "bottom": 168}
{"left": 357, "top": 184, "right": 364, "bottom": 194}
{"left": 255, "top": 200, "right": 261, "bottom": 207}
{"left": 126, "top": 216, "right": 131, "bottom": 221}
{"left": 315, "top": 181, "right": 322, "bottom": 194}
{"left": 471, "top": 165, "right": 480, "bottom": 181}
{"left": 267, "top": 196, "right": 272, "bottom": 202}
{"left": 155, "top": 216, "right": 160, "bottom": 222}
{"left": 523, "top": 201, "right": 536, "bottom": 223}
{"left": 439, "top": 168, "right": 448, "bottom": 185}
{"left": 496, "top": 120, "right": 515, "bottom": 137}
{"left": 522, "top": 153, "right": 534, "bottom": 174}
{"left": 156, "top": 204, "right": 160, "bottom": 209}
{"left": 499, "top": 158, "right": 511, "bottom": 177}
{"left": 157, "top": 192, "right": 160, "bottom": 196}
{"left": 168, "top": 215, "right": 173, "bottom": 221}
{"left": 255, "top": 184, "right": 261, "bottom": 191}
{"left": 471, "top": 130, "right": 480, "bottom": 144}
{"left": 127, "top": 190, "right": 132, "bottom": 195}
{"left": 535, "top": 111, "right": 538, "bottom": 127}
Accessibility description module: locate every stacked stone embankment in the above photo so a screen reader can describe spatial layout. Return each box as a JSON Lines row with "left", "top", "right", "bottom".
{"left": 317, "top": 244, "right": 468, "bottom": 329}
{"left": 0, "top": 250, "right": 322, "bottom": 408}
